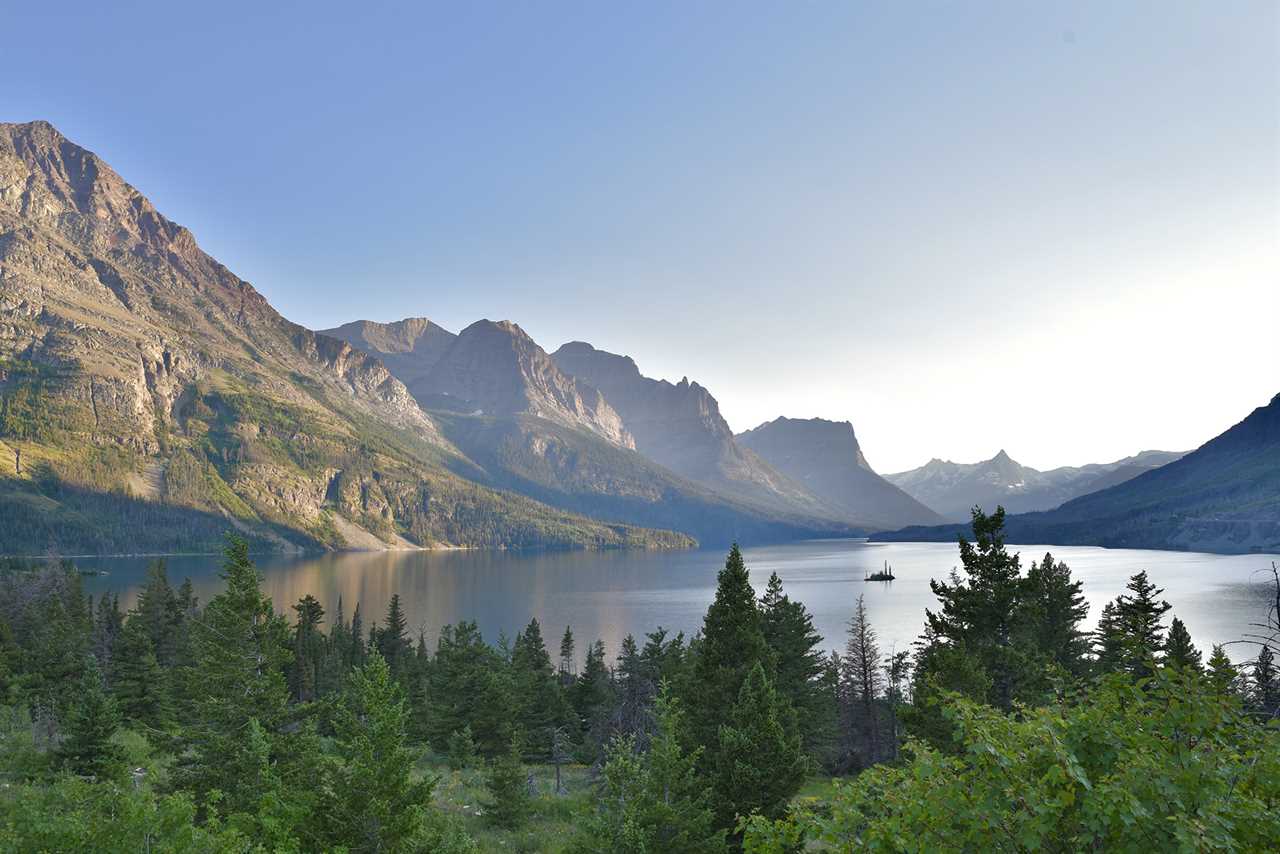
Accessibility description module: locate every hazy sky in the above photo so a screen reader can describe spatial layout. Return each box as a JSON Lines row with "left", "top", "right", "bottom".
{"left": 4, "top": 2, "right": 1276, "bottom": 472}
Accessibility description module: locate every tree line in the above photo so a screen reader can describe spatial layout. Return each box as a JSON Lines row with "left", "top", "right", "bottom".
{"left": 1, "top": 507, "right": 1278, "bottom": 851}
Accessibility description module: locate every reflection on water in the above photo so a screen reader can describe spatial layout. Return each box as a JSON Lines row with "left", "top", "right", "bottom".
{"left": 78, "top": 540, "right": 1279, "bottom": 665}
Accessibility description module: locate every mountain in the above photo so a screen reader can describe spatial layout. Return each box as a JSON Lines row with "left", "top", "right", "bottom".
{"left": 319, "top": 318, "right": 456, "bottom": 396}
{"left": 0, "top": 120, "right": 692, "bottom": 554}
{"left": 885, "top": 449, "right": 1186, "bottom": 522}
{"left": 875, "top": 394, "right": 1280, "bottom": 554}
{"left": 736, "top": 417, "right": 944, "bottom": 529}
{"left": 327, "top": 325, "right": 857, "bottom": 545}
{"left": 550, "top": 341, "right": 836, "bottom": 520}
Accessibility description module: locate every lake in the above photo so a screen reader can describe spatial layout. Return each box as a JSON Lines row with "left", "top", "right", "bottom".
{"left": 78, "top": 540, "right": 1279, "bottom": 666}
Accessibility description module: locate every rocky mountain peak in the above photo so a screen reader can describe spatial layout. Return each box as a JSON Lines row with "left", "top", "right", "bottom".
{"left": 420, "top": 320, "right": 634, "bottom": 448}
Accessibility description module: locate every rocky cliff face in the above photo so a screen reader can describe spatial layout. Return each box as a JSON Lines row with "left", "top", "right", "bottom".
{"left": 416, "top": 321, "right": 634, "bottom": 448}
{"left": 736, "top": 417, "right": 943, "bottom": 529}
{"left": 886, "top": 448, "right": 1186, "bottom": 522}
{"left": 550, "top": 341, "right": 831, "bottom": 518}
{"left": 320, "top": 318, "right": 457, "bottom": 399}
{"left": 0, "top": 121, "right": 688, "bottom": 554}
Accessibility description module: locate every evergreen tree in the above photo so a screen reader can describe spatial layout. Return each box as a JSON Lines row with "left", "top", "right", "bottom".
{"left": 1108, "top": 571, "right": 1172, "bottom": 678}
{"left": 171, "top": 537, "right": 299, "bottom": 820}
{"left": 109, "top": 617, "right": 170, "bottom": 731}
{"left": 1163, "top": 616, "right": 1202, "bottom": 672}
{"left": 760, "top": 572, "right": 828, "bottom": 756}
{"left": 571, "top": 638, "right": 613, "bottom": 746}
{"left": 882, "top": 649, "right": 911, "bottom": 762}
{"left": 571, "top": 688, "right": 725, "bottom": 854}
{"left": 376, "top": 594, "right": 412, "bottom": 678}
{"left": 290, "top": 594, "right": 326, "bottom": 703}
{"left": 1206, "top": 645, "right": 1240, "bottom": 697}
{"left": 56, "top": 656, "right": 125, "bottom": 782}
{"left": 511, "top": 617, "right": 564, "bottom": 754}
{"left": 134, "top": 559, "right": 181, "bottom": 666}
{"left": 91, "top": 594, "right": 123, "bottom": 678}
{"left": 614, "top": 634, "right": 652, "bottom": 738}
{"left": 427, "top": 621, "right": 514, "bottom": 756}
{"left": 711, "top": 662, "right": 807, "bottom": 844}
{"left": 924, "top": 508, "right": 1027, "bottom": 710}
{"left": 559, "top": 625, "right": 576, "bottom": 685}
{"left": 447, "top": 725, "right": 477, "bottom": 770}
{"left": 1093, "top": 601, "right": 1127, "bottom": 675}
{"left": 483, "top": 732, "right": 532, "bottom": 830}
{"left": 320, "top": 650, "right": 435, "bottom": 852}
{"left": 1250, "top": 644, "right": 1278, "bottom": 718}
{"left": 841, "top": 595, "right": 883, "bottom": 766}
{"left": 1018, "top": 553, "right": 1089, "bottom": 677}
{"left": 685, "top": 545, "right": 773, "bottom": 748}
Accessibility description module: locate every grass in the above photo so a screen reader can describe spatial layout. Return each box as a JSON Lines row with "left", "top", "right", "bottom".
{"left": 424, "top": 757, "right": 596, "bottom": 853}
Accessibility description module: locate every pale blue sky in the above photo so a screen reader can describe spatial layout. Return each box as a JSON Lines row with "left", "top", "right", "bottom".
{"left": 4, "top": 2, "right": 1276, "bottom": 471}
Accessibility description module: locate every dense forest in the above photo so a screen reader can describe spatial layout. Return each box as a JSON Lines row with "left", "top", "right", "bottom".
{"left": 1, "top": 509, "right": 1277, "bottom": 852}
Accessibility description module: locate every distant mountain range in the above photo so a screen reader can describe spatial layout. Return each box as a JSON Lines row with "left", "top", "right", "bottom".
{"left": 876, "top": 394, "right": 1280, "bottom": 554}
{"left": 885, "top": 449, "right": 1186, "bottom": 521}
{"left": 0, "top": 121, "right": 1273, "bottom": 555}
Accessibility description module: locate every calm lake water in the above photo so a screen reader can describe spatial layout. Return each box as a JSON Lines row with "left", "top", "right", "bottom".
{"left": 78, "top": 540, "right": 1279, "bottom": 666}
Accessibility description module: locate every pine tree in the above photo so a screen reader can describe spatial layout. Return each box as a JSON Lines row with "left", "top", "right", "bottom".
{"left": 1018, "top": 553, "right": 1089, "bottom": 676}
{"left": 447, "top": 724, "right": 478, "bottom": 770}
{"left": 711, "top": 662, "right": 807, "bottom": 843}
{"left": 883, "top": 649, "right": 911, "bottom": 762}
{"left": 571, "top": 638, "right": 612, "bottom": 744}
{"left": 1163, "top": 616, "right": 1202, "bottom": 672}
{"left": 56, "top": 656, "right": 125, "bottom": 782}
{"left": 841, "top": 595, "right": 883, "bottom": 766}
{"left": 1093, "top": 601, "right": 1127, "bottom": 675}
{"left": 924, "top": 508, "right": 1027, "bottom": 709}
{"left": 760, "top": 572, "right": 828, "bottom": 756}
{"left": 320, "top": 650, "right": 435, "bottom": 851}
{"left": 571, "top": 687, "right": 725, "bottom": 854}
{"left": 1206, "top": 645, "right": 1240, "bottom": 697}
{"left": 1250, "top": 645, "right": 1278, "bottom": 718}
{"left": 484, "top": 731, "right": 532, "bottom": 829}
{"left": 109, "top": 617, "right": 170, "bottom": 731}
{"left": 377, "top": 594, "right": 412, "bottom": 678}
{"left": 289, "top": 595, "right": 325, "bottom": 703}
{"left": 91, "top": 594, "right": 123, "bottom": 678}
{"left": 511, "top": 617, "right": 564, "bottom": 754}
{"left": 685, "top": 545, "right": 773, "bottom": 748}
{"left": 559, "top": 625, "right": 576, "bottom": 686}
{"left": 171, "top": 536, "right": 296, "bottom": 818}
{"left": 135, "top": 559, "right": 181, "bottom": 666}
{"left": 1111, "top": 571, "right": 1172, "bottom": 678}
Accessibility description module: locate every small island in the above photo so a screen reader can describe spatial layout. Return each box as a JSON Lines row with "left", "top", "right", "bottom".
{"left": 865, "top": 561, "right": 896, "bottom": 582}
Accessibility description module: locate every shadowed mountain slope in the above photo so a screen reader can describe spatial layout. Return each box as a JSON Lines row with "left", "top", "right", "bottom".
{"left": 875, "top": 395, "right": 1280, "bottom": 554}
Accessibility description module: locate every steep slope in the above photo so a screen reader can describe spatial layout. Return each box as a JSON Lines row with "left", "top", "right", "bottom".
{"left": 736, "top": 417, "right": 943, "bottom": 529}
{"left": 875, "top": 394, "right": 1280, "bottom": 554}
{"left": 327, "top": 323, "right": 858, "bottom": 544}
{"left": 550, "top": 341, "right": 835, "bottom": 519}
{"left": 0, "top": 120, "right": 691, "bottom": 554}
{"left": 417, "top": 321, "right": 633, "bottom": 448}
{"left": 320, "top": 318, "right": 456, "bottom": 397}
{"left": 886, "top": 449, "right": 1185, "bottom": 521}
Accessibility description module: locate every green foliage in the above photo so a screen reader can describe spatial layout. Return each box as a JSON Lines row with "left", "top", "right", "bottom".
{"left": 743, "top": 669, "right": 1280, "bottom": 853}
{"left": 712, "top": 663, "right": 808, "bottom": 844}
{"left": 319, "top": 650, "right": 437, "bottom": 852}
{"left": 448, "top": 724, "right": 478, "bottom": 770}
{"left": 0, "top": 776, "right": 249, "bottom": 852}
{"left": 109, "top": 618, "right": 171, "bottom": 731}
{"left": 484, "top": 732, "right": 534, "bottom": 830}
{"left": 1164, "top": 616, "right": 1203, "bottom": 672}
{"left": 55, "top": 656, "right": 126, "bottom": 782}
{"left": 760, "top": 571, "right": 832, "bottom": 761}
{"left": 685, "top": 545, "right": 774, "bottom": 749}
{"left": 570, "top": 687, "right": 725, "bottom": 854}
{"left": 1095, "top": 570, "right": 1172, "bottom": 678}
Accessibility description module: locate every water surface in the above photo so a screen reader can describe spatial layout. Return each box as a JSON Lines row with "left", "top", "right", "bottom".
{"left": 78, "top": 540, "right": 1279, "bottom": 665}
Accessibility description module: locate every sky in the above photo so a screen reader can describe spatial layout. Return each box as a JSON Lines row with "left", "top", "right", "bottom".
{"left": 3, "top": 2, "right": 1276, "bottom": 473}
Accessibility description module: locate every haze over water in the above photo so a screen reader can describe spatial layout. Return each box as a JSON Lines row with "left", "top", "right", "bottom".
{"left": 80, "top": 540, "right": 1277, "bottom": 666}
